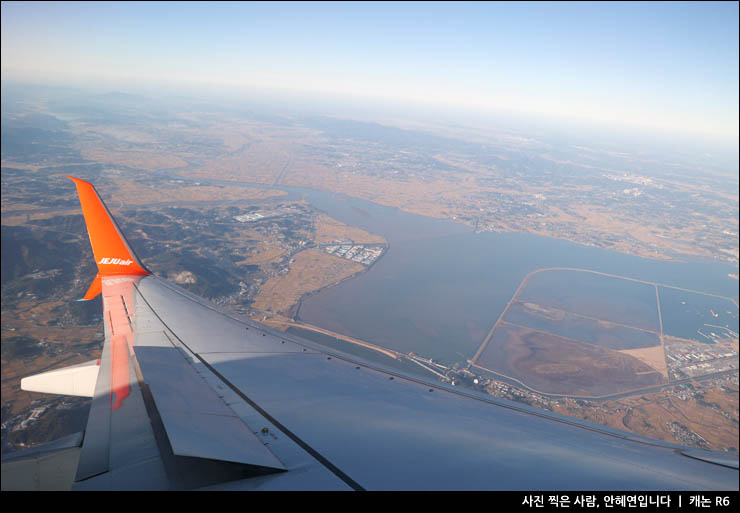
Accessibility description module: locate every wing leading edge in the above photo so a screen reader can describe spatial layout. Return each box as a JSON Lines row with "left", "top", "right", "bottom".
{"left": 12, "top": 177, "right": 739, "bottom": 490}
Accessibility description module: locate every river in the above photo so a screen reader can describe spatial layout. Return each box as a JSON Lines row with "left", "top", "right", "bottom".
{"left": 176, "top": 176, "right": 739, "bottom": 367}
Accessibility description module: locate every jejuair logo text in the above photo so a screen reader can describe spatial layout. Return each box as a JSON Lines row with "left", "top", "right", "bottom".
{"left": 98, "top": 257, "right": 134, "bottom": 266}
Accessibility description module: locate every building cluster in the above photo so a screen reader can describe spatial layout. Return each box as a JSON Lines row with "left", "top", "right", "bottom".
{"left": 26, "top": 268, "right": 62, "bottom": 280}
{"left": 622, "top": 187, "right": 643, "bottom": 197}
{"left": 322, "top": 243, "right": 384, "bottom": 265}
{"left": 234, "top": 206, "right": 301, "bottom": 223}
{"left": 664, "top": 339, "right": 739, "bottom": 380}
{"left": 666, "top": 421, "right": 710, "bottom": 448}
{"left": 234, "top": 212, "right": 267, "bottom": 222}
{"left": 675, "top": 358, "right": 739, "bottom": 379}
{"left": 486, "top": 379, "right": 549, "bottom": 405}
{"left": 8, "top": 404, "right": 50, "bottom": 432}
{"left": 602, "top": 173, "right": 664, "bottom": 189}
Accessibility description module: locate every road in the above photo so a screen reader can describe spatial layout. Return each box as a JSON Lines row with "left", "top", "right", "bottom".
{"left": 263, "top": 318, "right": 402, "bottom": 360}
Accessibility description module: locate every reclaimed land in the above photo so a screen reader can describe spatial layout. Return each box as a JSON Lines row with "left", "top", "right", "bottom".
{"left": 475, "top": 322, "right": 666, "bottom": 397}
{"left": 503, "top": 301, "right": 661, "bottom": 351}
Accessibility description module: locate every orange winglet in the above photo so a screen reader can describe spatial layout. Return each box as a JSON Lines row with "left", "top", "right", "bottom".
{"left": 67, "top": 176, "right": 150, "bottom": 277}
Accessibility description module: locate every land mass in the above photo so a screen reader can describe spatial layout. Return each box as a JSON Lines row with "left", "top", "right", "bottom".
{"left": 1, "top": 85, "right": 737, "bottom": 454}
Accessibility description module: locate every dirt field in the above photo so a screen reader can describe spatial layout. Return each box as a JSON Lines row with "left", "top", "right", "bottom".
{"left": 618, "top": 346, "right": 668, "bottom": 378}
{"left": 553, "top": 383, "right": 739, "bottom": 451}
{"left": 77, "top": 147, "right": 190, "bottom": 171}
{"left": 237, "top": 242, "right": 289, "bottom": 267}
{"left": 108, "top": 179, "right": 287, "bottom": 206}
{"left": 313, "top": 213, "right": 386, "bottom": 244}
{"left": 475, "top": 322, "right": 666, "bottom": 396}
{"left": 251, "top": 248, "right": 364, "bottom": 316}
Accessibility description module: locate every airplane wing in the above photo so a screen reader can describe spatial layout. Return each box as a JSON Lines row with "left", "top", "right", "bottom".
{"left": 5, "top": 177, "right": 738, "bottom": 490}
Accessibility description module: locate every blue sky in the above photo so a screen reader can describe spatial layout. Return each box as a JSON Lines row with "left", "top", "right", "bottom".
{"left": 2, "top": 1, "right": 738, "bottom": 144}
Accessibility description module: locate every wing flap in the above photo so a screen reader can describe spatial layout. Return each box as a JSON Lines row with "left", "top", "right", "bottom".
{"left": 73, "top": 276, "right": 286, "bottom": 488}
{"left": 133, "top": 343, "right": 286, "bottom": 470}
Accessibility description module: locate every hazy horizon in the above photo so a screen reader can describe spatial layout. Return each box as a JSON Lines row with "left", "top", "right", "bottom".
{"left": 2, "top": 1, "right": 738, "bottom": 155}
{"left": 3, "top": 76, "right": 738, "bottom": 175}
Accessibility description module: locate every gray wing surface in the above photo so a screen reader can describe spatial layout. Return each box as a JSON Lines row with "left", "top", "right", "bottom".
{"left": 69, "top": 272, "right": 737, "bottom": 490}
